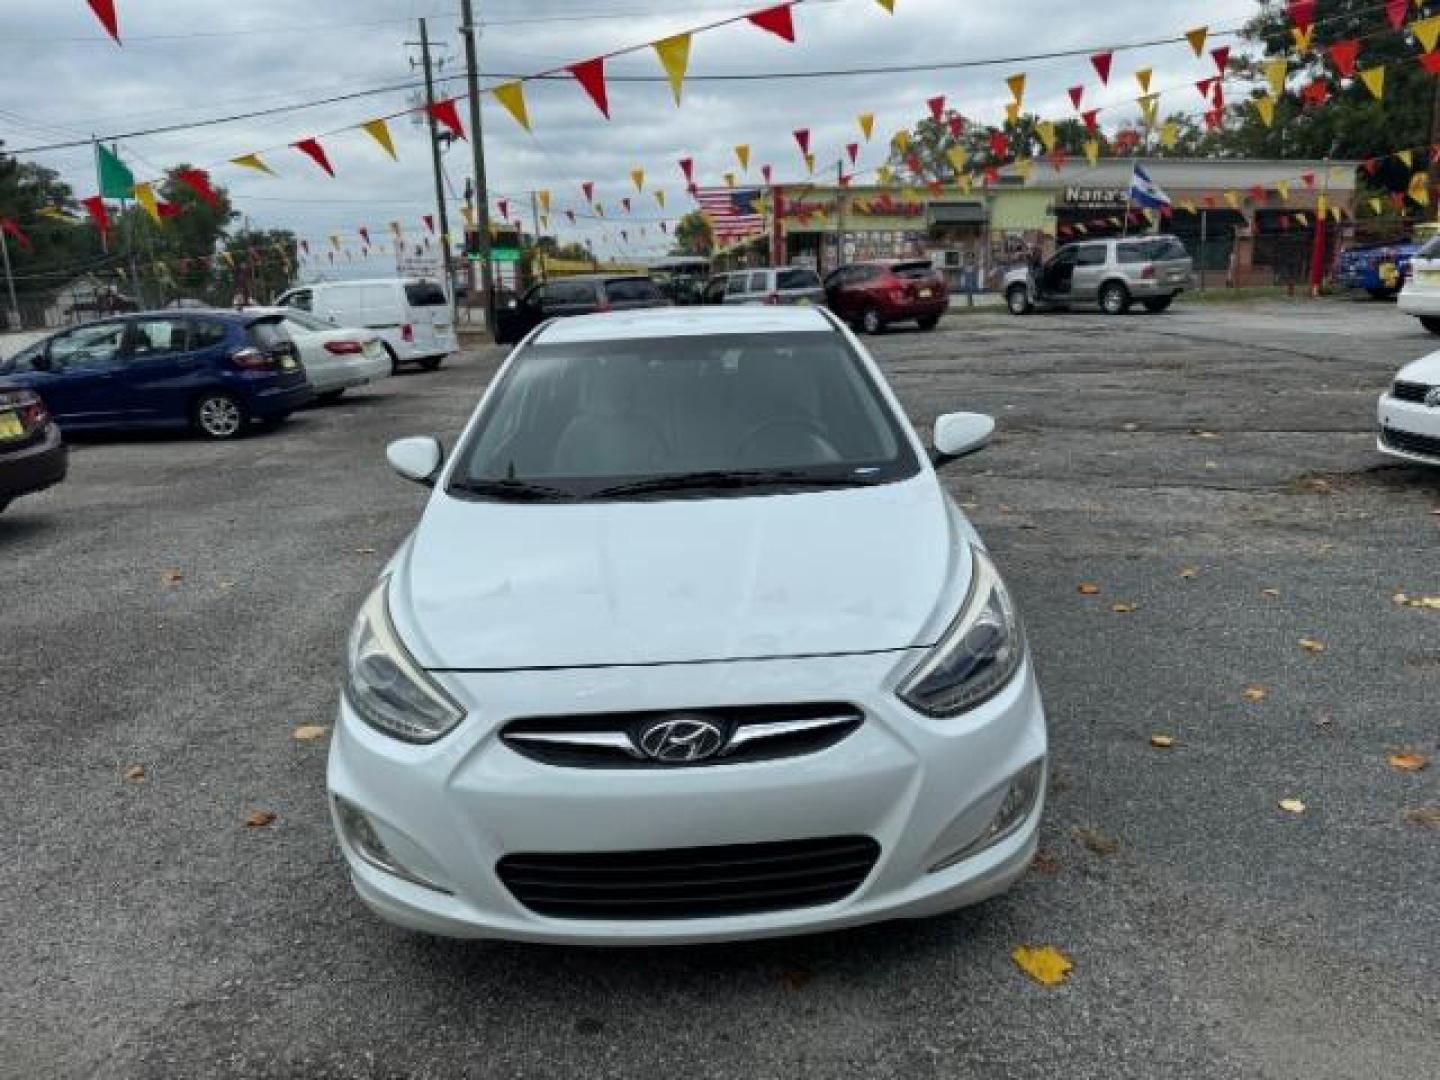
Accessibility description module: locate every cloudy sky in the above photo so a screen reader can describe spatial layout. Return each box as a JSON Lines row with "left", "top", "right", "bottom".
{"left": 2, "top": 0, "right": 1258, "bottom": 271}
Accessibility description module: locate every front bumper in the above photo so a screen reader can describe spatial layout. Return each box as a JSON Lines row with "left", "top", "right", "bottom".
{"left": 1397, "top": 286, "right": 1440, "bottom": 318}
{"left": 0, "top": 424, "right": 68, "bottom": 501}
{"left": 1377, "top": 392, "right": 1440, "bottom": 465}
{"left": 327, "top": 650, "right": 1046, "bottom": 944}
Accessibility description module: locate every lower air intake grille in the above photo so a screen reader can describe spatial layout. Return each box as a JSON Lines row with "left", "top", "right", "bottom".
{"left": 1391, "top": 381, "right": 1432, "bottom": 404}
{"left": 497, "top": 836, "right": 881, "bottom": 920}
{"left": 1383, "top": 426, "right": 1440, "bottom": 459}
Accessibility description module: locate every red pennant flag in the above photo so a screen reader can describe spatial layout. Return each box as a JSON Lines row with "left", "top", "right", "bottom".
{"left": 905, "top": 153, "right": 923, "bottom": 175}
{"left": 1289, "top": 0, "right": 1316, "bottom": 31}
{"left": 1, "top": 218, "right": 33, "bottom": 252}
{"left": 1391, "top": 191, "right": 1407, "bottom": 210}
{"left": 157, "top": 201, "right": 182, "bottom": 219}
{"left": 1248, "top": 185, "right": 1267, "bottom": 201}
{"left": 1049, "top": 148, "right": 1069, "bottom": 172}
{"left": 1202, "top": 194, "right": 1218, "bottom": 208}
{"left": 687, "top": 183, "right": 699, "bottom": 197}
{"left": 1091, "top": 51, "right": 1113, "bottom": 84}
{"left": 86, "top": 0, "right": 120, "bottom": 43}
{"left": 1211, "top": 46, "right": 1231, "bottom": 74}
{"left": 927, "top": 95, "right": 946, "bottom": 121}
{"left": 1327, "top": 40, "right": 1359, "bottom": 78}
{"left": 1301, "top": 171, "right": 1316, "bottom": 188}
{"left": 678, "top": 158, "right": 694, "bottom": 185}
{"left": 1159, "top": 204, "right": 1173, "bottom": 220}
{"left": 1387, "top": 0, "right": 1409, "bottom": 29}
{"left": 988, "top": 131, "right": 1009, "bottom": 158}
{"left": 793, "top": 128, "right": 810, "bottom": 156}
{"left": 747, "top": 3, "right": 796, "bottom": 43}
{"left": 983, "top": 166, "right": 999, "bottom": 185}
{"left": 839, "top": 174, "right": 852, "bottom": 187}
{"left": 293, "top": 138, "right": 335, "bottom": 176}
{"left": 1362, "top": 158, "right": 1379, "bottom": 176}
{"left": 846, "top": 142, "right": 859, "bottom": 164}
{"left": 497, "top": 199, "right": 508, "bottom": 221}
{"left": 581, "top": 181, "right": 595, "bottom": 203}
{"left": 1422, "top": 52, "right": 1440, "bottom": 75}
{"left": 947, "top": 116, "right": 965, "bottom": 139}
{"left": 1081, "top": 108, "right": 1100, "bottom": 132}
{"left": 1300, "top": 79, "right": 1330, "bottom": 107}
{"left": 1068, "top": 86, "right": 1084, "bottom": 109}
{"left": 1212, "top": 82, "right": 1225, "bottom": 109}
{"left": 359, "top": 226, "right": 372, "bottom": 246}
{"left": 927, "top": 179, "right": 942, "bottom": 194}
{"left": 81, "top": 195, "right": 110, "bottom": 236}
{"left": 568, "top": 58, "right": 610, "bottom": 119}
{"left": 423, "top": 214, "right": 435, "bottom": 234}
{"left": 426, "top": 98, "right": 466, "bottom": 140}
{"left": 761, "top": 164, "right": 772, "bottom": 184}
{"left": 176, "top": 168, "right": 220, "bottom": 209}
{"left": 1203, "top": 108, "right": 1223, "bottom": 131}
{"left": 1196, "top": 77, "right": 1217, "bottom": 100}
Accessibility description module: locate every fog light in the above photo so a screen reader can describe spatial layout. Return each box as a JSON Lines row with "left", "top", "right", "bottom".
{"left": 930, "top": 759, "right": 1044, "bottom": 872}
{"left": 333, "top": 796, "right": 451, "bottom": 894}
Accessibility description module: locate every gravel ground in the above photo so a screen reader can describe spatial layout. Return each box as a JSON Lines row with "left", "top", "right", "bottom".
{"left": 4, "top": 298, "right": 1438, "bottom": 1079}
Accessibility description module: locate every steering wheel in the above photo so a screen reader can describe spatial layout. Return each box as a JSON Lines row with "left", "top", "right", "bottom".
{"left": 735, "top": 417, "right": 840, "bottom": 467}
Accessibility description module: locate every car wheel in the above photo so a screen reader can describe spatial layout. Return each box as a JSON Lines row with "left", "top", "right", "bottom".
{"left": 1420, "top": 317, "right": 1440, "bottom": 335}
{"left": 860, "top": 307, "right": 884, "bottom": 335}
{"left": 192, "top": 392, "right": 246, "bottom": 440}
{"left": 1099, "top": 282, "right": 1130, "bottom": 315}
{"left": 917, "top": 315, "right": 940, "bottom": 331}
{"left": 1006, "top": 286, "right": 1031, "bottom": 316}
{"left": 1142, "top": 295, "right": 1174, "bottom": 313}
{"left": 418, "top": 356, "right": 444, "bottom": 372}
{"left": 1367, "top": 288, "right": 1399, "bottom": 301}
{"left": 383, "top": 343, "right": 401, "bottom": 374}
{"left": 318, "top": 389, "right": 345, "bottom": 404}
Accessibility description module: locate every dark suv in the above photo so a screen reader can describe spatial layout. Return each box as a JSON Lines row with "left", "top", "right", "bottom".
{"left": 494, "top": 275, "right": 669, "bottom": 344}
{"left": 823, "top": 260, "right": 949, "bottom": 334}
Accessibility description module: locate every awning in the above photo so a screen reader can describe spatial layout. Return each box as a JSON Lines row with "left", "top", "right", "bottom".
{"left": 929, "top": 203, "right": 987, "bottom": 225}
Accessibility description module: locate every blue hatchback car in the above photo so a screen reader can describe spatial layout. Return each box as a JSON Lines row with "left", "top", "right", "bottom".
{"left": 0, "top": 310, "right": 313, "bottom": 439}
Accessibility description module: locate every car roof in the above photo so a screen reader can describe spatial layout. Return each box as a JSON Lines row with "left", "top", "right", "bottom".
{"left": 545, "top": 273, "right": 650, "bottom": 283}
{"left": 299, "top": 278, "right": 432, "bottom": 287}
{"left": 535, "top": 305, "right": 833, "bottom": 343}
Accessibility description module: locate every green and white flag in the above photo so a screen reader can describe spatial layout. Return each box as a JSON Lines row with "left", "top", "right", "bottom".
{"left": 96, "top": 144, "right": 134, "bottom": 199}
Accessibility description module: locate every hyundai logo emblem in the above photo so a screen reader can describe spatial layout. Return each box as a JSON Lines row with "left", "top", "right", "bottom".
{"left": 636, "top": 716, "right": 727, "bottom": 762}
{"left": 1426, "top": 387, "right": 1440, "bottom": 408}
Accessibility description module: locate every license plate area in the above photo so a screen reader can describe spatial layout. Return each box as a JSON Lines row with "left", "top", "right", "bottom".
{"left": 0, "top": 410, "right": 24, "bottom": 440}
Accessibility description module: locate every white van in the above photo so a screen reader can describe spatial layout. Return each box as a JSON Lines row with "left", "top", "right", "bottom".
{"left": 275, "top": 278, "right": 457, "bottom": 371}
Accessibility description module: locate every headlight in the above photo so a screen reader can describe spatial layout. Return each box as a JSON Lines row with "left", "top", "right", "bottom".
{"left": 898, "top": 546, "right": 1025, "bottom": 717}
{"left": 345, "top": 579, "right": 464, "bottom": 743}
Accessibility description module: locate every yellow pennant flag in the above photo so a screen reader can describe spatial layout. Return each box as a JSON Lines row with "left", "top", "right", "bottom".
{"left": 945, "top": 146, "right": 968, "bottom": 173}
{"left": 230, "top": 152, "right": 275, "bottom": 176}
{"left": 1399, "top": 149, "right": 1415, "bottom": 168}
{"left": 652, "top": 33, "right": 692, "bottom": 105}
{"left": 724, "top": 172, "right": 735, "bottom": 189}
{"left": 1160, "top": 120, "right": 1179, "bottom": 149}
{"left": 1138, "top": 93, "right": 1160, "bottom": 125}
{"left": 1255, "top": 96, "right": 1275, "bottom": 127}
{"left": 1036, "top": 121, "right": 1056, "bottom": 153}
{"left": 735, "top": 145, "right": 750, "bottom": 171}
{"left": 1275, "top": 179, "right": 1290, "bottom": 201}
{"left": 804, "top": 152, "right": 816, "bottom": 175}
{"left": 1135, "top": 68, "right": 1153, "bottom": 93}
{"left": 1005, "top": 101, "right": 1022, "bottom": 124}
{"left": 362, "top": 118, "right": 397, "bottom": 160}
{"left": 538, "top": 189, "right": 551, "bottom": 214}
{"left": 492, "top": 82, "right": 531, "bottom": 132}
{"left": 1006, "top": 73, "right": 1026, "bottom": 102}
{"left": 1296, "top": 212, "right": 1310, "bottom": 227}
{"left": 459, "top": 206, "right": 475, "bottom": 228}
{"left": 877, "top": 164, "right": 894, "bottom": 185}
{"left": 134, "top": 182, "right": 162, "bottom": 224}
{"left": 956, "top": 174, "right": 973, "bottom": 194}
{"left": 1084, "top": 139, "right": 1100, "bottom": 166}
{"left": 1265, "top": 59, "right": 1288, "bottom": 97}
{"left": 1316, "top": 193, "right": 1329, "bottom": 218}
{"left": 875, "top": 0, "right": 895, "bottom": 11}
{"left": 1359, "top": 66, "right": 1385, "bottom": 100}
{"left": 1370, "top": 196, "right": 1384, "bottom": 216}
{"left": 1015, "top": 158, "right": 1034, "bottom": 182}
{"left": 654, "top": 189, "right": 666, "bottom": 208}
{"left": 858, "top": 113, "right": 875, "bottom": 140}
{"left": 893, "top": 130, "right": 911, "bottom": 153}
{"left": 631, "top": 167, "right": 645, "bottom": 192}
{"left": 1185, "top": 27, "right": 1208, "bottom": 57}
{"left": 1409, "top": 171, "right": 1431, "bottom": 206}
{"left": 1292, "top": 25, "right": 1313, "bottom": 53}
{"left": 1414, "top": 15, "right": 1440, "bottom": 54}
{"left": 1224, "top": 190, "right": 1242, "bottom": 209}
{"left": 1180, "top": 199, "right": 1197, "bottom": 215}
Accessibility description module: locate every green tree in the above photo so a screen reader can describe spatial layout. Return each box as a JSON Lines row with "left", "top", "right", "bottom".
{"left": 0, "top": 142, "right": 99, "bottom": 319}
{"left": 221, "top": 227, "right": 298, "bottom": 304}
{"left": 672, "top": 210, "right": 713, "bottom": 255}
{"left": 888, "top": 110, "right": 1093, "bottom": 181}
{"left": 115, "top": 164, "right": 237, "bottom": 303}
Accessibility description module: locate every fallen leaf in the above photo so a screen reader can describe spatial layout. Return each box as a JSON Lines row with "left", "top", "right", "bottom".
{"left": 1073, "top": 826, "right": 1118, "bottom": 856}
{"left": 354, "top": 546, "right": 377, "bottom": 555}
{"left": 1278, "top": 797, "right": 1306, "bottom": 815}
{"left": 1403, "top": 805, "right": 1440, "bottom": 829}
{"left": 1243, "top": 685, "right": 1268, "bottom": 702}
{"left": 959, "top": 501, "right": 979, "bottom": 510}
{"left": 245, "top": 809, "right": 278, "bottom": 828}
{"left": 778, "top": 968, "right": 813, "bottom": 990}
{"left": 122, "top": 764, "right": 145, "bottom": 783}
{"left": 1149, "top": 734, "right": 1176, "bottom": 749}
{"left": 1388, "top": 751, "right": 1432, "bottom": 773}
{"left": 1261, "top": 588, "right": 1281, "bottom": 599}
{"left": 1178, "top": 566, "right": 1199, "bottom": 579}
{"left": 1298, "top": 637, "right": 1326, "bottom": 653}
{"left": 1111, "top": 601, "right": 1137, "bottom": 614}
{"left": 1012, "top": 944, "right": 1073, "bottom": 987}
{"left": 160, "top": 569, "right": 184, "bottom": 585}
{"left": 1302, "top": 477, "right": 1334, "bottom": 495}
{"left": 1204, "top": 460, "right": 1219, "bottom": 470}
{"left": 218, "top": 580, "right": 235, "bottom": 590}
{"left": 1121, "top": 422, "right": 1139, "bottom": 432}
{"left": 1190, "top": 428, "right": 1220, "bottom": 439}
{"left": 292, "top": 724, "right": 329, "bottom": 742}
{"left": 1393, "top": 592, "right": 1440, "bottom": 610}
{"left": 1031, "top": 851, "right": 1062, "bottom": 876}
{"left": 1077, "top": 583, "right": 1101, "bottom": 596}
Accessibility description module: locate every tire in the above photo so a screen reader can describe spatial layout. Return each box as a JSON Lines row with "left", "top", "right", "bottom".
{"left": 382, "top": 343, "right": 401, "bottom": 375}
{"left": 417, "top": 356, "right": 444, "bottom": 372}
{"left": 317, "top": 389, "right": 345, "bottom": 404}
{"left": 0, "top": 499, "right": 10, "bottom": 516}
{"left": 917, "top": 315, "right": 940, "bottom": 331}
{"left": 1367, "top": 288, "right": 1399, "bottom": 301}
{"left": 1006, "top": 286, "right": 1032, "bottom": 316}
{"left": 1420, "top": 317, "right": 1440, "bottom": 335}
{"left": 1099, "top": 281, "right": 1131, "bottom": 315}
{"left": 1142, "top": 295, "right": 1174, "bottom": 313}
{"left": 860, "top": 307, "right": 884, "bottom": 335}
{"left": 192, "top": 391, "right": 246, "bottom": 440}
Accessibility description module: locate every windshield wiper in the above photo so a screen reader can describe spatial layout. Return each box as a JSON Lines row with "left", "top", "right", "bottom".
{"left": 450, "top": 478, "right": 574, "bottom": 502}
{"left": 587, "top": 469, "right": 883, "bottom": 499}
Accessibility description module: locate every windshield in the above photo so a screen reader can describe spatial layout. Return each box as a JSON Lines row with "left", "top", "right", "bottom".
{"left": 450, "top": 331, "right": 919, "bottom": 500}
{"left": 281, "top": 310, "right": 332, "bottom": 332}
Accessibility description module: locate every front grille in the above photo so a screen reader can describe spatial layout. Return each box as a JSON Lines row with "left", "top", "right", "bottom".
{"left": 501, "top": 703, "right": 862, "bottom": 768}
{"left": 497, "top": 836, "right": 881, "bottom": 920}
{"left": 1392, "top": 381, "right": 1433, "bottom": 404}
{"left": 1382, "top": 426, "right": 1440, "bottom": 459}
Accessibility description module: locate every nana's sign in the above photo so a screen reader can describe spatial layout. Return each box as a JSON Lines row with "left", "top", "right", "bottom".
{"left": 1061, "top": 186, "right": 1128, "bottom": 207}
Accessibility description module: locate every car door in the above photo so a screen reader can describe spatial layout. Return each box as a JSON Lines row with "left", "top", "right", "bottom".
{"left": 1040, "top": 247, "right": 1079, "bottom": 299}
{"left": 495, "top": 285, "right": 545, "bottom": 344}
{"left": 32, "top": 320, "right": 130, "bottom": 426}
{"left": 118, "top": 316, "right": 203, "bottom": 423}
{"left": 1069, "top": 244, "right": 1108, "bottom": 300}
{"left": 823, "top": 267, "right": 850, "bottom": 313}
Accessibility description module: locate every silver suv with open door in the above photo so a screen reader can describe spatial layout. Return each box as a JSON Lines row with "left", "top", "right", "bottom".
{"left": 1004, "top": 236, "right": 1193, "bottom": 316}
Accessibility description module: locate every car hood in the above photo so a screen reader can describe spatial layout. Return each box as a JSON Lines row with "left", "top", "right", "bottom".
{"left": 389, "top": 476, "right": 973, "bottom": 670}
{"left": 1395, "top": 350, "right": 1440, "bottom": 384}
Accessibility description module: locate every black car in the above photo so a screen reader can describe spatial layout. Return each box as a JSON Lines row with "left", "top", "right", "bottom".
{"left": 0, "top": 388, "right": 67, "bottom": 515}
{"left": 493, "top": 275, "right": 669, "bottom": 345}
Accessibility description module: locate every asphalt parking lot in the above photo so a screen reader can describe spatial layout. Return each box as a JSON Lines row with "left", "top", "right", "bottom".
{"left": 6, "top": 298, "right": 1439, "bottom": 1079}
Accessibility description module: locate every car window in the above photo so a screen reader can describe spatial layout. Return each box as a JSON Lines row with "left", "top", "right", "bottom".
{"left": 890, "top": 262, "right": 934, "bottom": 280}
{"left": 554, "top": 280, "right": 598, "bottom": 304}
{"left": 127, "top": 318, "right": 189, "bottom": 358}
{"left": 50, "top": 322, "right": 127, "bottom": 369}
{"left": 3, "top": 340, "right": 48, "bottom": 373}
{"left": 604, "top": 278, "right": 661, "bottom": 303}
{"left": 1076, "top": 246, "right": 1107, "bottom": 267}
{"left": 777, "top": 267, "right": 821, "bottom": 290}
{"left": 188, "top": 318, "right": 230, "bottom": 350}
{"left": 281, "top": 310, "right": 334, "bottom": 332}
{"left": 1048, "top": 248, "right": 1078, "bottom": 268}
{"left": 247, "top": 318, "right": 291, "bottom": 349}
{"left": 405, "top": 281, "right": 448, "bottom": 306}
{"left": 452, "top": 331, "right": 919, "bottom": 498}
{"left": 748, "top": 271, "right": 769, "bottom": 293}
{"left": 823, "top": 268, "right": 846, "bottom": 288}
{"left": 725, "top": 275, "right": 748, "bottom": 297}
{"left": 856, "top": 265, "right": 883, "bottom": 282}
{"left": 286, "top": 289, "right": 313, "bottom": 312}
{"left": 1118, "top": 237, "right": 1188, "bottom": 262}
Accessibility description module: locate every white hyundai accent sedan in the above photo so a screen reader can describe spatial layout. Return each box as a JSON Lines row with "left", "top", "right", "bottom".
{"left": 1377, "top": 349, "right": 1440, "bottom": 465}
{"left": 328, "top": 305, "right": 1046, "bottom": 944}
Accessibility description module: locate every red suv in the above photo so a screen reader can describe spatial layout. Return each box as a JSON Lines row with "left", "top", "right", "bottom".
{"left": 823, "top": 260, "right": 948, "bottom": 334}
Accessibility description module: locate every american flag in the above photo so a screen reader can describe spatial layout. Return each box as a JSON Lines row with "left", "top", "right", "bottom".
{"left": 694, "top": 187, "right": 766, "bottom": 247}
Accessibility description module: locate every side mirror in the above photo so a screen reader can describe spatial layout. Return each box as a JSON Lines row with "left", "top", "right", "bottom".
{"left": 31, "top": 353, "right": 53, "bottom": 372}
{"left": 386, "top": 435, "right": 444, "bottom": 487}
{"left": 931, "top": 412, "right": 995, "bottom": 465}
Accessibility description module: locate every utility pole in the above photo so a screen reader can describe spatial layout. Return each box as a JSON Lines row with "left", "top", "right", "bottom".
{"left": 0, "top": 225, "right": 19, "bottom": 329}
{"left": 413, "top": 19, "right": 457, "bottom": 322}
{"left": 459, "top": 0, "right": 495, "bottom": 337}
{"left": 530, "top": 189, "right": 545, "bottom": 283}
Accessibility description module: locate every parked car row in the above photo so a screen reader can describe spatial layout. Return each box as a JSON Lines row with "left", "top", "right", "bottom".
{"left": 1005, "top": 235, "right": 1194, "bottom": 316}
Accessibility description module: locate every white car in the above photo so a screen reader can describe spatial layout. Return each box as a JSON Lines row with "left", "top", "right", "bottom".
{"left": 1378, "top": 350, "right": 1440, "bottom": 464}
{"left": 1396, "top": 234, "right": 1440, "bottom": 334}
{"left": 246, "top": 307, "right": 389, "bottom": 401}
{"left": 328, "top": 306, "right": 1046, "bottom": 944}
{"left": 274, "top": 279, "right": 457, "bottom": 371}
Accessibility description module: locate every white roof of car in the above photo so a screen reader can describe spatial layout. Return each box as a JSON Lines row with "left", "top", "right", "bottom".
{"left": 535, "top": 305, "right": 833, "bottom": 343}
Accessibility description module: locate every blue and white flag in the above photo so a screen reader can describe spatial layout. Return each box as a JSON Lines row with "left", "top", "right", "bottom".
{"left": 1129, "top": 164, "right": 1172, "bottom": 211}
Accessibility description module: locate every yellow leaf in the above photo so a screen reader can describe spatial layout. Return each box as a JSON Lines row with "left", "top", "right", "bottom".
{"left": 1243, "top": 685, "right": 1268, "bottom": 702}
{"left": 1012, "top": 944, "right": 1073, "bottom": 986}
{"left": 1179, "top": 567, "right": 1199, "bottom": 579}
{"left": 1150, "top": 734, "right": 1176, "bottom": 748}
{"left": 1261, "top": 588, "right": 1281, "bottom": 599}
{"left": 1077, "top": 583, "right": 1101, "bottom": 596}
{"left": 1278, "top": 797, "right": 1306, "bottom": 815}
{"left": 1111, "top": 602, "right": 1137, "bottom": 614}
{"left": 122, "top": 764, "right": 146, "bottom": 782}
{"left": 1389, "top": 751, "right": 1431, "bottom": 772}
{"left": 1299, "top": 637, "right": 1326, "bottom": 653}
{"left": 1404, "top": 805, "right": 1440, "bottom": 828}
{"left": 161, "top": 569, "right": 183, "bottom": 585}
{"left": 354, "top": 546, "right": 377, "bottom": 555}
{"left": 245, "top": 809, "right": 278, "bottom": 828}
{"left": 292, "top": 725, "right": 329, "bottom": 742}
